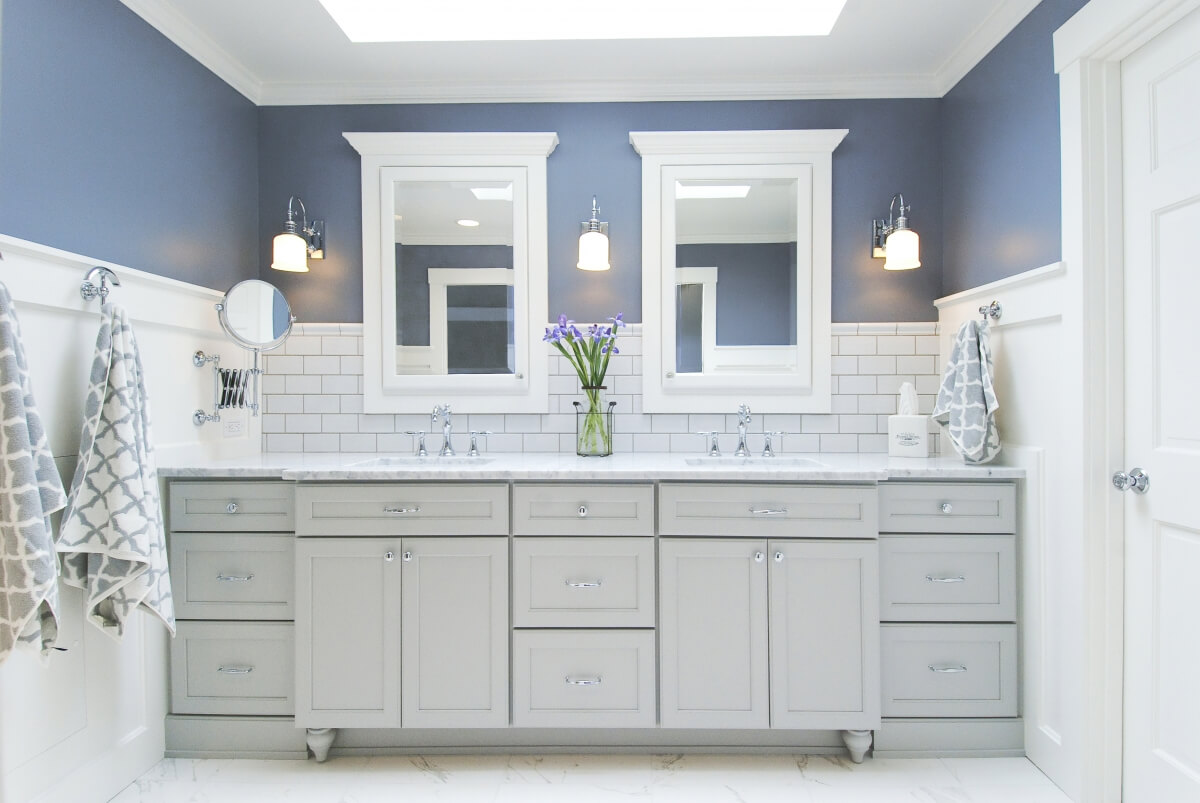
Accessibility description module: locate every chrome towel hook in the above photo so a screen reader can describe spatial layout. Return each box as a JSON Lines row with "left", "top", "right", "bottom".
{"left": 80, "top": 266, "right": 121, "bottom": 303}
{"left": 978, "top": 300, "right": 1002, "bottom": 323}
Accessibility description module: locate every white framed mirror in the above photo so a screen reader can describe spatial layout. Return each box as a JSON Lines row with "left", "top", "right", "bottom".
{"left": 346, "top": 132, "right": 558, "bottom": 413}
{"left": 631, "top": 129, "right": 847, "bottom": 413}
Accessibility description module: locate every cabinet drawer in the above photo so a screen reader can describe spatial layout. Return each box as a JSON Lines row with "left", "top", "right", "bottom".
{"left": 881, "top": 624, "right": 1017, "bottom": 718}
{"left": 169, "top": 533, "right": 294, "bottom": 620}
{"left": 880, "top": 536, "right": 1016, "bottom": 622}
{"left": 170, "top": 622, "right": 294, "bottom": 715}
{"left": 513, "top": 537, "right": 654, "bottom": 627}
{"left": 295, "top": 483, "right": 508, "bottom": 536}
{"left": 659, "top": 483, "right": 877, "bottom": 538}
{"left": 513, "top": 630, "right": 656, "bottom": 728}
{"left": 513, "top": 483, "right": 654, "bottom": 536}
{"left": 879, "top": 483, "right": 1016, "bottom": 534}
{"left": 169, "top": 482, "right": 295, "bottom": 532}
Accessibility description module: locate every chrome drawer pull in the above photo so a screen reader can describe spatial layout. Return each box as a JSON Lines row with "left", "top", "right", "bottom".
{"left": 226, "top": 502, "right": 239, "bottom": 514}
{"left": 925, "top": 575, "right": 966, "bottom": 584}
{"left": 565, "top": 675, "right": 602, "bottom": 686}
{"left": 383, "top": 506, "right": 420, "bottom": 515}
{"left": 749, "top": 507, "right": 788, "bottom": 516}
{"left": 217, "top": 665, "right": 254, "bottom": 675}
{"left": 565, "top": 580, "right": 603, "bottom": 589}
{"left": 928, "top": 664, "right": 968, "bottom": 673}
{"left": 216, "top": 573, "right": 255, "bottom": 583}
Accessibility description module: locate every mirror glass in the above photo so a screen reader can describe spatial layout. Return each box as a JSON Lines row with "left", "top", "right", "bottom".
{"left": 673, "top": 177, "right": 799, "bottom": 374}
{"left": 393, "top": 179, "right": 516, "bottom": 375}
{"left": 219, "top": 279, "right": 292, "bottom": 351}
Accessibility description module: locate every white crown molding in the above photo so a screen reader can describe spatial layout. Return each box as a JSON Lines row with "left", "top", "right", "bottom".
{"left": 119, "top": 0, "right": 263, "bottom": 103}
{"left": 261, "top": 75, "right": 942, "bottom": 106}
{"left": 630, "top": 129, "right": 848, "bottom": 156}
{"left": 932, "top": 0, "right": 1042, "bottom": 95}
{"left": 344, "top": 131, "right": 560, "bottom": 157}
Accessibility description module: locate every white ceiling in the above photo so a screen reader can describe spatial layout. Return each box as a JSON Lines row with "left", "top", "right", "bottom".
{"left": 120, "top": 0, "right": 1042, "bottom": 105}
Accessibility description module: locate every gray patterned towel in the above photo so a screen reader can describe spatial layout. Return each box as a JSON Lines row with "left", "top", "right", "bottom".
{"left": 931, "top": 319, "right": 1001, "bottom": 464}
{"left": 0, "top": 283, "right": 69, "bottom": 664}
{"left": 57, "top": 303, "right": 174, "bottom": 638}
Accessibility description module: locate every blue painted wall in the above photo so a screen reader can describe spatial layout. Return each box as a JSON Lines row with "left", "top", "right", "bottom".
{"left": 940, "top": 0, "right": 1089, "bottom": 295}
{"left": 258, "top": 99, "right": 944, "bottom": 324}
{"left": 0, "top": 0, "right": 259, "bottom": 289}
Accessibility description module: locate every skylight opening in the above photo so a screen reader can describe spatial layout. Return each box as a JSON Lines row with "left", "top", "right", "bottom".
{"left": 318, "top": 0, "right": 847, "bottom": 42}
{"left": 675, "top": 182, "right": 752, "bottom": 199}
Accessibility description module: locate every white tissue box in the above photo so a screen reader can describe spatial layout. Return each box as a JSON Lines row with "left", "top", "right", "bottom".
{"left": 887, "top": 415, "right": 929, "bottom": 457}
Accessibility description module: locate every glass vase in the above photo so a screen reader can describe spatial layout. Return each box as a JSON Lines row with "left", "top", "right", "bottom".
{"left": 574, "top": 386, "right": 615, "bottom": 457}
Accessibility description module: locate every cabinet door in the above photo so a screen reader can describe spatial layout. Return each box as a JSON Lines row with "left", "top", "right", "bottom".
{"left": 295, "top": 538, "right": 401, "bottom": 728}
{"left": 768, "top": 539, "right": 880, "bottom": 730}
{"left": 402, "top": 537, "right": 509, "bottom": 728}
{"left": 659, "top": 538, "right": 769, "bottom": 728}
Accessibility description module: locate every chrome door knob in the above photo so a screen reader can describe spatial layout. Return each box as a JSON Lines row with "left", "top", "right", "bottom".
{"left": 1113, "top": 467, "right": 1150, "bottom": 494}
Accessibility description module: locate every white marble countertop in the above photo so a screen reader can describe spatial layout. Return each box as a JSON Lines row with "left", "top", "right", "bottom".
{"left": 157, "top": 452, "right": 1024, "bottom": 482}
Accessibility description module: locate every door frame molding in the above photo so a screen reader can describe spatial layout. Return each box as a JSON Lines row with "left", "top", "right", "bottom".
{"left": 1054, "top": 1, "right": 1200, "bottom": 799}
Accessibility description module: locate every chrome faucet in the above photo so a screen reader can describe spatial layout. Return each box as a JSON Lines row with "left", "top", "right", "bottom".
{"left": 735, "top": 404, "right": 752, "bottom": 457}
{"left": 432, "top": 404, "right": 455, "bottom": 456}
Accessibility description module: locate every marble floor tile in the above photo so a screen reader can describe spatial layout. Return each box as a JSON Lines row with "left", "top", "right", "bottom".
{"left": 110, "top": 754, "right": 1071, "bottom": 803}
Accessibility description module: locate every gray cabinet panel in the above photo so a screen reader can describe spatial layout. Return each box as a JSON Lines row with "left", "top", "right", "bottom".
{"left": 512, "top": 630, "right": 656, "bottom": 728}
{"left": 659, "top": 484, "right": 877, "bottom": 538}
{"left": 402, "top": 537, "right": 509, "bottom": 728}
{"left": 513, "top": 537, "right": 655, "bottom": 628}
{"left": 659, "top": 539, "right": 769, "bottom": 729}
{"left": 170, "top": 482, "right": 294, "bottom": 532}
{"left": 294, "top": 538, "right": 401, "bottom": 728}
{"left": 879, "top": 483, "right": 1016, "bottom": 534}
{"left": 769, "top": 540, "right": 880, "bottom": 730}
{"left": 512, "top": 483, "right": 654, "bottom": 536}
{"left": 881, "top": 624, "right": 1018, "bottom": 718}
{"left": 170, "top": 533, "right": 294, "bottom": 620}
{"left": 170, "top": 622, "right": 293, "bottom": 715}
{"left": 880, "top": 535, "right": 1016, "bottom": 622}
{"left": 296, "top": 483, "right": 508, "bottom": 536}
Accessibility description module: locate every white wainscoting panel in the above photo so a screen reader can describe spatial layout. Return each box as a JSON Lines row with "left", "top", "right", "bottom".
{"left": 0, "top": 235, "right": 260, "bottom": 803}
{"left": 935, "top": 262, "right": 1077, "bottom": 793}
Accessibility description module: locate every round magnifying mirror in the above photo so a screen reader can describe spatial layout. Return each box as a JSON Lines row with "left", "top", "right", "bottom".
{"left": 216, "top": 279, "right": 294, "bottom": 352}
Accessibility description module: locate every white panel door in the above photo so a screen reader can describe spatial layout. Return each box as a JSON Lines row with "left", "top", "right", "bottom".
{"left": 1121, "top": 8, "right": 1200, "bottom": 800}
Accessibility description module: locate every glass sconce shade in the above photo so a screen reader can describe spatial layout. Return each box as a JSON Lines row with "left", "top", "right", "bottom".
{"left": 883, "top": 227, "right": 920, "bottom": 270}
{"left": 577, "top": 229, "right": 611, "bottom": 271}
{"left": 271, "top": 231, "right": 310, "bottom": 272}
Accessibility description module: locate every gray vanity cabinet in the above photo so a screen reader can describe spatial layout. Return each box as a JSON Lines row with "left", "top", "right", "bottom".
{"left": 659, "top": 537, "right": 879, "bottom": 731}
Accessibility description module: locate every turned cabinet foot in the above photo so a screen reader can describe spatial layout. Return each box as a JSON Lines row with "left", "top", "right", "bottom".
{"left": 306, "top": 728, "right": 337, "bottom": 762}
{"left": 842, "top": 729, "right": 872, "bottom": 764}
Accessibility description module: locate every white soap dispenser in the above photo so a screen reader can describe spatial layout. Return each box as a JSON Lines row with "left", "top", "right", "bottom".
{"left": 888, "top": 382, "right": 928, "bottom": 457}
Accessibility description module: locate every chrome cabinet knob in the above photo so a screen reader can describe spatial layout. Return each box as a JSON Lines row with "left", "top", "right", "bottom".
{"left": 226, "top": 502, "right": 239, "bottom": 514}
{"left": 402, "top": 551, "right": 413, "bottom": 562}
{"left": 385, "top": 551, "right": 395, "bottom": 562}
{"left": 1113, "top": 467, "right": 1150, "bottom": 494}
{"left": 774, "top": 551, "right": 784, "bottom": 563}
{"left": 939, "top": 502, "right": 953, "bottom": 514}
{"left": 578, "top": 505, "right": 589, "bottom": 518}
{"left": 754, "top": 551, "right": 765, "bottom": 563}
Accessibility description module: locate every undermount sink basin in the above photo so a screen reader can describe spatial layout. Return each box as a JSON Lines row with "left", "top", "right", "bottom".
{"left": 684, "top": 456, "right": 826, "bottom": 468}
{"left": 351, "top": 456, "right": 496, "bottom": 468}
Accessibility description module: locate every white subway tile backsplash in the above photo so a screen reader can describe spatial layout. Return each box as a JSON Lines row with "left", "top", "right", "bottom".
{"left": 262, "top": 322, "right": 943, "bottom": 455}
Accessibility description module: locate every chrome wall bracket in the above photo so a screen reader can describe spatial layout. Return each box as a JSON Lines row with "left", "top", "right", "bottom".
{"left": 192, "top": 350, "right": 262, "bottom": 426}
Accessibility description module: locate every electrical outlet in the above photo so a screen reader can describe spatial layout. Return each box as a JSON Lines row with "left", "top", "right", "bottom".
{"left": 222, "top": 419, "right": 244, "bottom": 438}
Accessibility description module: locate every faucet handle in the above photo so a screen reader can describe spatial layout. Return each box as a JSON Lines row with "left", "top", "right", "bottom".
{"left": 695, "top": 431, "right": 721, "bottom": 457}
{"left": 762, "top": 431, "right": 788, "bottom": 458}
{"left": 468, "top": 430, "right": 492, "bottom": 457}
{"left": 737, "top": 403, "right": 752, "bottom": 423}
{"left": 402, "top": 430, "right": 428, "bottom": 457}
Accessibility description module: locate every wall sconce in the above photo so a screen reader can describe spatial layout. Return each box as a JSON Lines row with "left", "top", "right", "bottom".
{"left": 871, "top": 193, "right": 921, "bottom": 271}
{"left": 577, "top": 196, "right": 610, "bottom": 272}
{"left": 271, "top": 195, "right": 325, "bottom": 273}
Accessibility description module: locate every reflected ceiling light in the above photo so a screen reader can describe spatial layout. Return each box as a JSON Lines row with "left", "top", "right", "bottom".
{"left": 675, "top": 182, "right": 752, "bottom": 199}
{"left": 471, "top": 186, "right": 513, "bottom": 201}
{"left": 271, "top": 196, "right": 325, "bottom": 273}
{"left": 577, "top": 196, "right": 610, "bottom": 272}
{"left": 871, "top": 194, "right": 921, "bottom": 271}
{"left": 457, "top": 219, "right": 481, "bottom": 227}
{"left": 317, "top": 0, "right": 846, "bottom": 41}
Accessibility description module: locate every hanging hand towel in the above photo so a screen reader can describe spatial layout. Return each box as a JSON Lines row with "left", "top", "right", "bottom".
{"left": 0, "top": 284, "right": 69, "bottom": 664}
{"left": 57, "top": 303, "right": 174, "bottom": 638}
{"left": 931, "top": 319, "right": 1001, "bottom": 464}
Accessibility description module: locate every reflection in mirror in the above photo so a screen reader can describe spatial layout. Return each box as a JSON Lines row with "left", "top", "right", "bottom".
{"left": 219, "top": 279, "right": 293, "bottom": 351}
{"left": 673, "top": 177, "right": 799, "bottom": 374}
{"left": 393, "top": 180, "right": 515, "bottom": 375}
